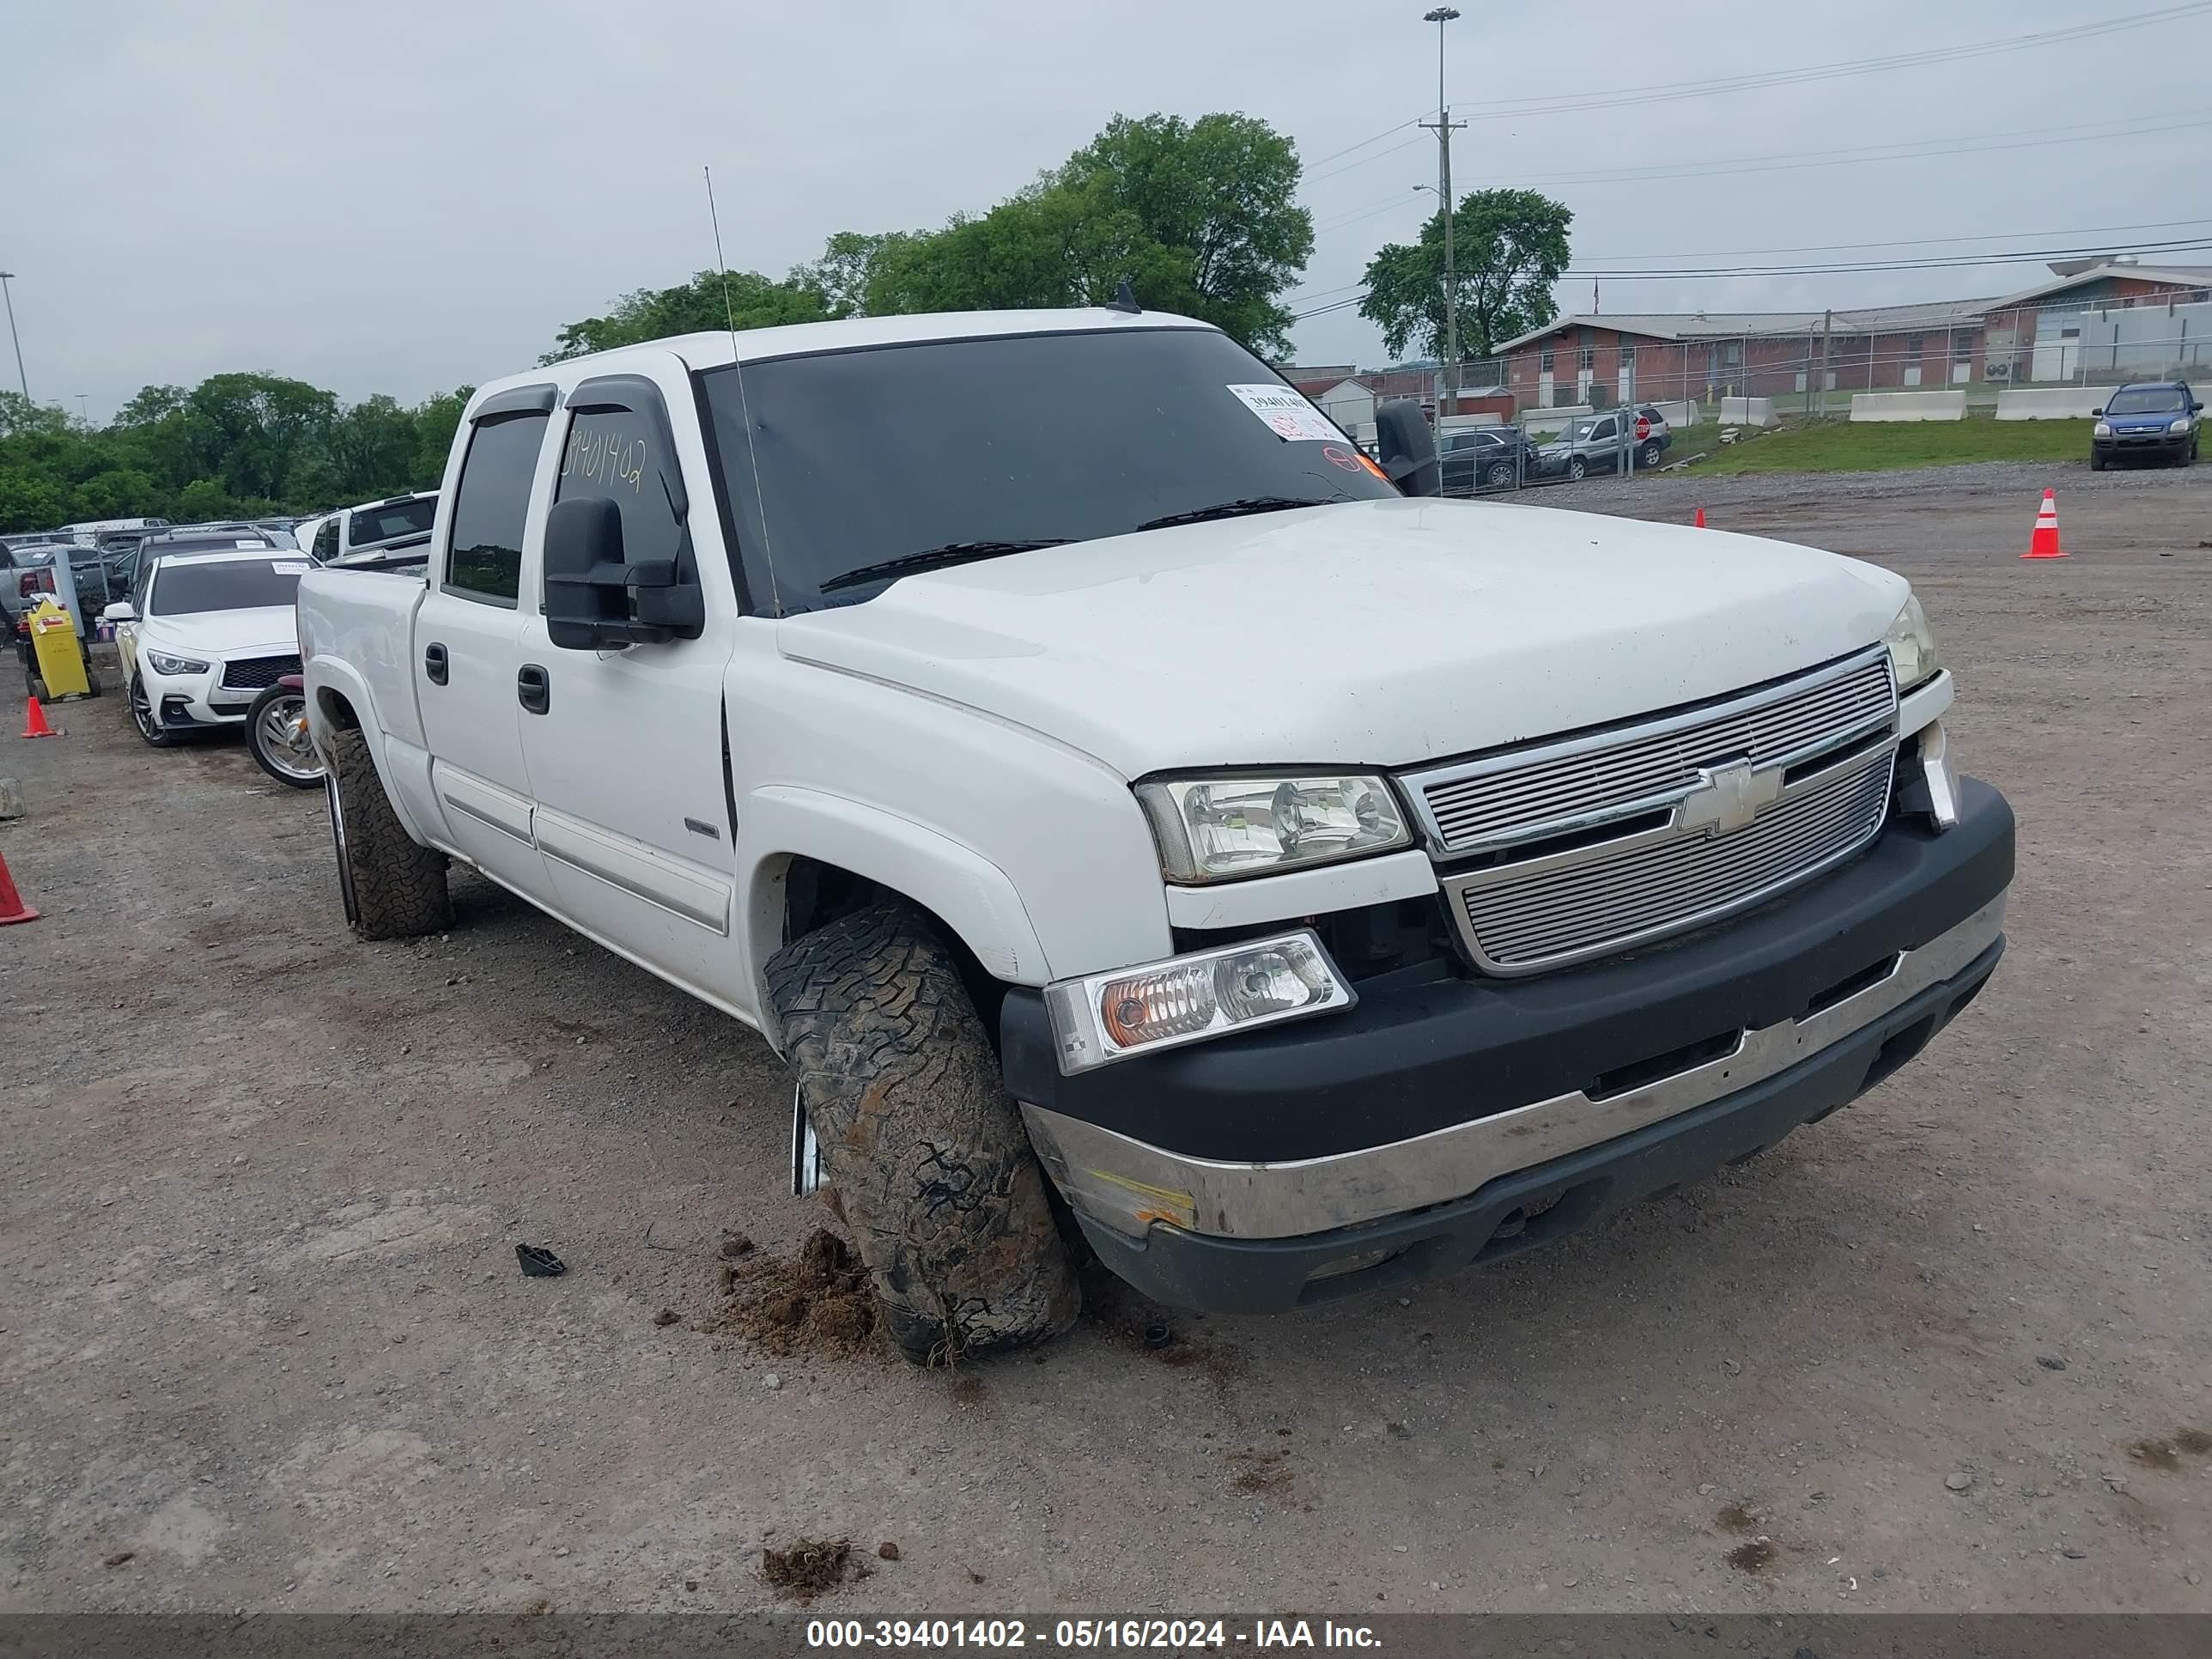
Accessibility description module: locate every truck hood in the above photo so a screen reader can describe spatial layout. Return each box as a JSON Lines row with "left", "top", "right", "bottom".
{"left": 775, "top": 496, "right": 1906, "bottom": 777}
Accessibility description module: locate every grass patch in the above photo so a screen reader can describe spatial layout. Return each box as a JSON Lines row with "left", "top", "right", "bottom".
{"left": 1686, "top": 415, "right": 2094, "bottom": 476}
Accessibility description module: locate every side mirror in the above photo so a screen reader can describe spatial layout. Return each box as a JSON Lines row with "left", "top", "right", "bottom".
{"left": 101, "top": 601, "right": 135, "bottom": 623}
{"left": 1375, "top": 400, "right": 1442, "bottom": 497}
{"left": 2090, "top": 407, "right": 2103, "bottom": 418}
{"left": 543, "top": 496, "right": 705, "bottom": 649}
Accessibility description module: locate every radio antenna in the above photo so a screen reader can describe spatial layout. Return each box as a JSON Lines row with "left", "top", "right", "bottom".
{"left": 703, "top": 164, "right": 778, "bottom": 608}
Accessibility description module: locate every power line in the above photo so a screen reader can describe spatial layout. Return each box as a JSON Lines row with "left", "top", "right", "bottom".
{"left": 1305, "top": 110, "right": 2212, "bottom": 241}
{"left": 1507, "top": 111, "right": 2212, "bottom": 188}
{"left": 1289, "top": 238, "right": 2212, "bottom": 321}
{"left": 1293, "top": 1, "right": 2212, "bottom": 189}
{"left": 1565, "top": 235, "right": 2212, "bottom": 282}
{"left": 1580, "top": 217, "right": 2212, "bottom": 265}
{"left": 1302, "top": 118, "right": 1423, "bottom": 173}
{"left": 1454, "top": 2, "right": 2212, "bottom": 123}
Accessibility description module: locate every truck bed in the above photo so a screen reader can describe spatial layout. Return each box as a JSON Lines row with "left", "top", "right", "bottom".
{"left": 297, "top": 563, "right": 430, "bottom": 755}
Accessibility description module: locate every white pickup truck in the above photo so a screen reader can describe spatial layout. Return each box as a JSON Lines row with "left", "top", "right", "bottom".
{"left": 296, "top": 306, "right": 2013, "bottom": 1364}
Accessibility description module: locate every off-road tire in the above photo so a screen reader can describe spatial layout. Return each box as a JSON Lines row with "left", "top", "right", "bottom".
{"left": 767, "top": 899, "right": 1080, "bottom": 1365}
{"left": 325, "top": 726, "right": 451, "bottom": 939}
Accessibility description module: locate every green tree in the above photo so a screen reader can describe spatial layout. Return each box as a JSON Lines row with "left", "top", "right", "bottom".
{"left": 185, "top": 373, "right": 338, "bottom": 501}
{"left": 1358, "top": 188, "right": 1573, "bottom": 362}
{"left": 1055, "top": 112, "right": 1313, "bottom": 355}
{"left": 0, "top": 392, "right": 70, "bottom": 441}
{"left": 792, "top": 231, "right": 909, "bottom": 319}
{"left": 328, "top": 394, "right": 421, "bottom": 497}
{"left": 544, "top": 269, "right": 836, "bottom": 362}
{"left": 411, "top": 386, "right": 472, "bottom": 483}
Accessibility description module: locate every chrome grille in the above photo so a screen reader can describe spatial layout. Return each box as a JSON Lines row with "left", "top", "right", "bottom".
{"left": 1445, "top": 747, "right": 1894, "bottom": 973}
{"left": 1407, "top": 649, "right": 1897, "bottom": 855}
{"left": 220, "top": 653, "right": 301, "bottom": 691}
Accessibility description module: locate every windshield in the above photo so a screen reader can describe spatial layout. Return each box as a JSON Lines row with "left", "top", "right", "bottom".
{"left": 348, "top": 496, "right": 436, "bottom": 546}
{"left": 2105, "top": 386, "right": 2187, "bottom": 414}
{"left": 149, "top": 558, "right": 306, "bottom": 616}
{"left": 1559, "top": 421, "right": 1594, "bottom": 444}
{"left": 699, "top": 327, "right": 1395, "bottom": 614}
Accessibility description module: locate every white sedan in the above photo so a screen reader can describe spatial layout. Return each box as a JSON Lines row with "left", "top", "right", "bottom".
{"left": 103, "top": 550, "right": 311, "bottom": 749}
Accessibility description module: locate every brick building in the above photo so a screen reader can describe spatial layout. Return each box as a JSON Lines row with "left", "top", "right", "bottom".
{"left": 1490, "top": 260, "right": 2212, "bottom": 410}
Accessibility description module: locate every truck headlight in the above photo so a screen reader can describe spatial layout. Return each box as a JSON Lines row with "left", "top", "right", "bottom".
{"left": 2094, "top": 421, "right": 2112, "bottom": 438}
{"left": 145, "top": 651, "right": 210, "bottom": 676}
{"left": 1882, "top": 595, "right": 1941, "bottom": 693}
{"left": 1043, "top": 930, "right": 1355, "bottom": 1073}
{"left": 1136, "top": 775, "right": 1409, "bottom": 884}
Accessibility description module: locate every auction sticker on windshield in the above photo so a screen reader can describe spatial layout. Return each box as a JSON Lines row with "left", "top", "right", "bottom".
{"left": 1226, "top": 383, "right": 1343, "bottom": 443}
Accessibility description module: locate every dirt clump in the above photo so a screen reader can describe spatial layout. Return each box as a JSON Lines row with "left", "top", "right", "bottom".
{"left": 762, "top": 1536, "right": 860, "bottom": 1602}
{"left": 2129, "top": 1438, "right": 2184, "bottom": 1472}
{"left": 2175, "top": 1429, "right": 2212, "bottom": 1456}
{"left": 710, "top": 1228, "right": 881, "bottom": 1359}
{"left": 1727, "top": 1539, "right": 1777, "bottom": 1574}
{"left": 1715, "top": 1504, "right": 1756, "bottom": 1534}
{"left": 1231, "top": 1449, "right": 1292, "bottom": 1495}
{"left": 877, "top": 1541, "right": 901, "bottom": 1561}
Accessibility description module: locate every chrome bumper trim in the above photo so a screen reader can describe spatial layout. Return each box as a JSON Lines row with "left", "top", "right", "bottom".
{"left": 1023, "top": 895, "right": 2004, "bottom": 1242}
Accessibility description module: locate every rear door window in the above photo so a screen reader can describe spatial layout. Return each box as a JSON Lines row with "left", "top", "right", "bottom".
{"left": 444, "top": 414, "right": 548, "bottom": 605}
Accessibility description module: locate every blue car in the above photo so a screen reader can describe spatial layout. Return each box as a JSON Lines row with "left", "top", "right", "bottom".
{"left": 2090, "top": 380, "right": 2200, "bottom": 470}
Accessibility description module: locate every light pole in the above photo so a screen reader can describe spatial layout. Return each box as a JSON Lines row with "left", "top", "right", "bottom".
{"left": 76, "top": 394, "right": 89, "bottom": 423}
{"left": 1417, "top": 10, "right": 1464, "bottom": 408}
{"left": 0, "top": 273, "right": 26, "bottom": 402}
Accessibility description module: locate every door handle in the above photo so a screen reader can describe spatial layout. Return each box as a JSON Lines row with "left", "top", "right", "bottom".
{"left": 423, "top": 641, "right": 447, "bottom": 685}
{"left": 517, "top": 663, "right": 550, "bottom": 715}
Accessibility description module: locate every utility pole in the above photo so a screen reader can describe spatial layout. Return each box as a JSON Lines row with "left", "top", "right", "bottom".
{"left": 1419, "top": 9, "right": 1465, "bottom": 410}
{"left": 1817, "top": 309, "right": 1833, "bottom": 418}
{"left": 0, "top": 273, "right": 27, "bottom": 402}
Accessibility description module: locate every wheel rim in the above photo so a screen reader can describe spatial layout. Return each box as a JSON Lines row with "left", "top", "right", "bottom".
{"left": 325, "top": 769, "right": 361, "bottom": 926}
{"left": 254, "top": 695, "right": 323, "bottom": 781}
{"left": 128, "top": 676, "right": 158, "bottom": 740}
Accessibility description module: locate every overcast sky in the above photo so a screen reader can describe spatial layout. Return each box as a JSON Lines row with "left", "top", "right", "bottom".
{"left": 6, "top": 0, "right": 2210, "bottom": 420}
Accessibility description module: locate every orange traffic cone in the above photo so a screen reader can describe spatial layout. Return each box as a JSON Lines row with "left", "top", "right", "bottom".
{"left": 1694, "top": 507, "right": 1707, "bottom": 529}
{"left": 20, "top": 696, "right": 57, "bottom": 738}
{"left": 2021, "top": 489, "right": 2067, "bottom": 560}
{"left": 0, "top": 846, "right": 37, "bottom": 924}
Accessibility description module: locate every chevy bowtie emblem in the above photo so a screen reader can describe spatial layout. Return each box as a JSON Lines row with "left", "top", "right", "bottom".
{"left": 1679, "top": 759, "right": 1784, "bottom": 836}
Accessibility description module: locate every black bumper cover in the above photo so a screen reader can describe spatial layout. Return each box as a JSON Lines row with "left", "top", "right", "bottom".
{"left": 1002, "top": 779, "right": 2013, "bottom": 1164}
{"left": 1000, "top": 778, "right": 2014, "bottom": 1316}
{"left": 1076, "top": 934, "right": 2000, "bottom": 1314}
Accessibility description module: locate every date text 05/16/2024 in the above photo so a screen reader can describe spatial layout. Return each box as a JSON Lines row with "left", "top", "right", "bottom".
{"left": 805, "top": 1619, "right": 1382, "bottom": 1650}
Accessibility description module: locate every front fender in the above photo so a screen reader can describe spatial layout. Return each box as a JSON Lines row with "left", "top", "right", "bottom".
{"left": 739, "top": 785, "right": 1051, "bottom": 1054}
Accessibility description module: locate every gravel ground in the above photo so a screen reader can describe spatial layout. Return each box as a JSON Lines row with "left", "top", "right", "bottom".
{"left": 3, "top": 461, "right": 2209, "bottom": 1616}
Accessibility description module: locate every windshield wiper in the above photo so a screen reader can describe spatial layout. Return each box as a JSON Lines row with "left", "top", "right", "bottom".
{"left": 1135, "top": 495, "right": 1342, "bottom": 532}
{"left": 818, "top": 539, "right": 1073, "bottom": 593}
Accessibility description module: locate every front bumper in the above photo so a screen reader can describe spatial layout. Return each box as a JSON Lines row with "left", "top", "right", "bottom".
{"left": 137, "top": 649, "right": 295, "bottom": 728}
{"left": 2094, "top": 428, "right": 2191, "bottom": 458}
{"left": 1003, "top": 776, "right": 2014, "bottom": 1314}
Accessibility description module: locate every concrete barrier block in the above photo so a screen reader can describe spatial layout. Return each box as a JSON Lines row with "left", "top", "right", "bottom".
{"left": 1995, "top": 388, "right": 2106, "bottom": 421}
{"left": 1720, "top": 397, "right": 1777, "bottom": 427}
{"left": 1850, "top": 391, "right": 1967, "bottom": 422}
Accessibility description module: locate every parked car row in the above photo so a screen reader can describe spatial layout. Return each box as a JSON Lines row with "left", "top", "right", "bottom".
{"left": 3, "top": 493, "right": 434, "bottom": 787}
{"left": 1434, "top": 406, "right": 1674, "bottom": 496}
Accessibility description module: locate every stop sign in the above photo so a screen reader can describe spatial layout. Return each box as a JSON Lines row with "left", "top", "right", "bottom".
{"left": 1635, "top": 414, "right": 1651, "bottom": 442}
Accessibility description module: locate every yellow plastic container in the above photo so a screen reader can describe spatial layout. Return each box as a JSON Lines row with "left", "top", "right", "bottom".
{"left": 27, "top": 598, "right": 93, "bottom": 700}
